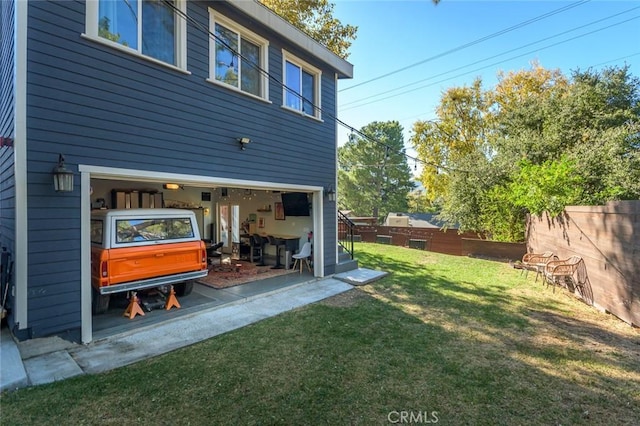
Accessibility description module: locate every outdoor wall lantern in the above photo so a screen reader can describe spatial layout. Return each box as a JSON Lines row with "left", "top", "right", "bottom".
{"left": 238, "top": 137, "right": 251, "bottom": 150}
{"left": 52, "top": 154, "right": 74, "bottom": 192}
{"left": 325, "top": 184, "right": 336, "bottom": 202}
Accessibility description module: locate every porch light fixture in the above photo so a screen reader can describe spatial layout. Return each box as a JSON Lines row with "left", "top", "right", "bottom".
{"left": 163, "top": 183, "right": 184, "bottom": 190}
{"left": 324, "top": 184, "right": 336, "bottom": 202}
{"left": 52, "top": 154, "right": 74, "bottom": 192}
{"left": 238, "top": 137, "right": 251, "bottom": 150}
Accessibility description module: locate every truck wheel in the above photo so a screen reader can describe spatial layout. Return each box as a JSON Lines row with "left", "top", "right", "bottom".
{"left": 92, "top": 289, "right": 110, "bottom": 315}
{"left": 174, "top": 280, "right": 194, "bottom": 297}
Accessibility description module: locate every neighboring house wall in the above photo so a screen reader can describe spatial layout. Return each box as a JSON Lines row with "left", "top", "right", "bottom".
{"left": 384, "top": 212, "right": 452, "bottom": 229}
{"left": 527, "top": 201, "right": 640, "bottom": 327}
{"left": 19, "top": 1, "right": 345, "bottom": 339}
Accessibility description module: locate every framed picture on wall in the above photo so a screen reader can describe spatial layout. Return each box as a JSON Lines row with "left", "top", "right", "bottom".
{"left": 274, "top": 202, "right": 285, "bottom": 220}
{"left": 258, "top": 217, "right": 265, "bottom": 228}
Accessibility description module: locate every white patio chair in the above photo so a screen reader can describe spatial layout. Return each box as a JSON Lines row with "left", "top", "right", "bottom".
{"left": 291, "top": 242, "right": 312, "bottom": 274}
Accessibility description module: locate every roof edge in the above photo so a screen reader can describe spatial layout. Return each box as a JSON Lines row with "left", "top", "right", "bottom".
{"left": 227, "top": 0, "right": 353, "bottom": 79}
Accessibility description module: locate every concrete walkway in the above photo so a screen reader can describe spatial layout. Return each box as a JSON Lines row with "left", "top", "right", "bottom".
{"left": 1, "top": 270, "right": 385, "bottom": 392}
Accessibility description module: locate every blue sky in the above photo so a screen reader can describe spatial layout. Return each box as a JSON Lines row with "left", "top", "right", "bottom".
{"left": 333, "top": 0, "right": 640, "bottom": 159}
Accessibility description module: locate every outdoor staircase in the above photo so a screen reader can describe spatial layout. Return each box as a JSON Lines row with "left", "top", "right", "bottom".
{"left": 335, "top": 245, "right": 358, "bottom": 274}
{"left": 335, "top": 210, "right": 358, "bottom": 273}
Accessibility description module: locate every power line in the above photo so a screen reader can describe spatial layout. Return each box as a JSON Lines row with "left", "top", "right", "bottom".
{"left": 338, "top": 0, "right": 591, "bottom": 93}
{"left": 340, "top": 6, "right": 640, "bottom": 109}
{"left": 164, "top": 1, "right": 305, "bottom": 102}
{"left": 592, "top": 51, "right": 640, "bottom": 68}
{"left": 162, "top": 1, "right": 450, "bottom": 172}
{"left": 335, "top": 118, "right": 461, "bottom": 173}
{"left": 162, "top": 1, "right": 633, "bottom": 178}
{"left": 340, "top": 15, "right": 640, "bottom": 112}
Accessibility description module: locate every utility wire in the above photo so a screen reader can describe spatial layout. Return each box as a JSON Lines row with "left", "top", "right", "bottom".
{"left": 341, "top": 15, "right": 640, "bottom": 112}
{"left": 592, "top": 51, "right": 640, "bottom": 68}
{"left": 163, "top": 1, "right": 633, "bottom": 177}
{"left": 340, "top": 6, "right": 640, "bottom": 109}
{"left": 162, "top": 1, "right": 452, "bottom": 172}
{"left": 162, "top": 0, "right": 317, "bottom": 116}
{"left": 339, "top": 0, "right": 591, "bottom": 92}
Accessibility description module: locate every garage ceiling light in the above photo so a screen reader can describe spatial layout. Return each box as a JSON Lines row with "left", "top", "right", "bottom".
{"left": 163, "top": 183, "right": 183, "bottom": 190}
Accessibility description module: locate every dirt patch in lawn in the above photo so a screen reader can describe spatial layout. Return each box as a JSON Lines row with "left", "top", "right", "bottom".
{"left": 320, "top": 288, "right": 372, "bottom": 308}
{"left": 525, "top": 306, "right": 640, "bottom": 360}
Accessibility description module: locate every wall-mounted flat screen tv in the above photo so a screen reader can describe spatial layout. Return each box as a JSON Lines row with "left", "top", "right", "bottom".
{"left": 281, "top": 192, "right": 310, "bottom": 216}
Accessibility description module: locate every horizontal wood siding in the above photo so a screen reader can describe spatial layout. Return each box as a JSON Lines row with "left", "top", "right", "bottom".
{"left": 0, "top": 147, "right": 16, "bottom": 308}
{"left": 0, "top": 0, "right": 14, "bottom": 139}
{"left": 25, "top": 0, "right": 340, "bottom": 337}
{"left": 527, "top": 201, "right": 640, "bottom": 326}
{"left": 323, "top": 199, "right": 337, "bottom": 273}
{"left": 0, "top": 0, "right": 16, "bottom": 319}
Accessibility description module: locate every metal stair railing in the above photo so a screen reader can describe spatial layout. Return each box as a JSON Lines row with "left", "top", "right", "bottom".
{"left": 337, "top": 210, "right": 355, "bottom": 260}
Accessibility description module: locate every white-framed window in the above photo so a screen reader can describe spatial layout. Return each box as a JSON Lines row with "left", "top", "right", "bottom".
{"left": 282, "top": 51, "right": 321, "bottom": 119}
{"left": 208, "top": 10, "right": 269, "bottom": 100}
{"left": 84, "top": 0, "right": 187, "bottom": 71}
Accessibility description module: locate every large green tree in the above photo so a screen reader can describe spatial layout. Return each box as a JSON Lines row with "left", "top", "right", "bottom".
{"left": 258, "top": 0, "right": 357, "bottom": 59}
{"left": 417, "top": 79, "right": 492, "bottom": 177}
{"left": 412, "top": 78, "right": 496, "bottom": 232}
{"left": 493, "top": 65, "right": 640, "bottom": 213}
{"left": 338, "top": 121, "right": 415, "bottom": 220}
{"left": 411, "top": 64, "right": 640, "bottom": 241}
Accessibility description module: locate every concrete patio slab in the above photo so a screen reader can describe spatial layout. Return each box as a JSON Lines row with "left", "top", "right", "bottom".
{"left": 0, "top": 328, "right": 29, "bottom": 392}
{"left": 1, "top": 275, "right": 354, "bottom": 390}
{"left": 23, "top": 351, "right": 83, "bottom": 386}
{"left": 334, "top": 268, "right": 389, "bottom": 286}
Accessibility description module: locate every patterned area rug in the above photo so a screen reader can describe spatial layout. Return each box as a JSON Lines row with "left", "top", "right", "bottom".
{"left": 197, "top": 260, "right": 296, "bottom": 289}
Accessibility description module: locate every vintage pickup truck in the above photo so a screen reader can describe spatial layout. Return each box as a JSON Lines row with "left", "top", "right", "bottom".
{"left": 90, "top": 209, "right": 208, "bottom": 314}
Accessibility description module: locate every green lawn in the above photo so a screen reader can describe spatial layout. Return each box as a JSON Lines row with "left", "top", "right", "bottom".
{"left": 2, "top": 243, "right": 639, "bottom": 425}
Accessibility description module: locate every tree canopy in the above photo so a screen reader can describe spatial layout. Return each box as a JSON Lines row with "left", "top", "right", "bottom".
{"left": 411, "top": 64, "right": 640, "bottom": 241}
{"left": 258, "top": 0, "right": 357, "bottom": 59}
{"left": 338, "top": 121, "right": 415, "bottom": 220}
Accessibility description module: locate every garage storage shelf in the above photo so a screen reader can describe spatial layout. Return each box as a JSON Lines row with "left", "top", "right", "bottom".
{"left": 112, "top": 190, "right": 164, "bottom": 209}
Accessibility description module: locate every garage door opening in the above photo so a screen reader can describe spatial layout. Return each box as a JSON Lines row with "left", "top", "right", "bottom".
{"left": 80, "top": 169, "right": 325, "bottom": 343}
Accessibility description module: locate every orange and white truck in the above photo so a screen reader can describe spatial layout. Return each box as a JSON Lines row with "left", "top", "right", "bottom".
{"left": 90, "top": 209, "right": 208, "bottom": 314}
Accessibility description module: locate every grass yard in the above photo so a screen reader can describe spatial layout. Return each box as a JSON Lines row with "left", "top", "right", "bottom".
{"left": 1, "top": 243, "right": 639, "bottom": 425}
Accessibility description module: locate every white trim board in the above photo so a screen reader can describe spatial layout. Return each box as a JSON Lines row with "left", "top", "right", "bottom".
{"left": 79, "top": 164, "right": 326, "bottom": 343}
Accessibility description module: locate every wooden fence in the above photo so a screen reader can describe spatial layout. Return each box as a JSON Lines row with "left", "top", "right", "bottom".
{"left": 351, "top": 225, "right": 477, "bottom": 256}
{"left": 527, "top": 201, "right": 640, "bottom": 327}
{"left": 349, "top": 225, "right": 527, "bottom": 259}
{"left": 461, "top": 238, "right": 527, "bottom": 261}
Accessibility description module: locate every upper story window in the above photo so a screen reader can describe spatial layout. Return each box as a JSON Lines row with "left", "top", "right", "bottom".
{"left": 208, "top": 10, "right": 269, "bottom": 100}
{"left": 283, "top": 51, "right": 322, "bottom": 119}
{"left": 85, "top": 0, "right": 187, "bottom": 71}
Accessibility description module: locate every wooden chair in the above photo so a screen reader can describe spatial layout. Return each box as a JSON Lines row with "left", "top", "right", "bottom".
{"left": 544, "top": 255, "right": 583, "bottom": 292}
{"left": 521, "top": 251, "right": 556, "bottom": 282}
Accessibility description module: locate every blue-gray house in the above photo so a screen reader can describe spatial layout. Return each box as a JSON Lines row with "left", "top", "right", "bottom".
{"left": 0, "top": 0, "right": 353, "bottom": 343}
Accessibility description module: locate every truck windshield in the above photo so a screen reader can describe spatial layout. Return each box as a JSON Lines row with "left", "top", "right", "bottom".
{"left": 116, "top": 217, "right": 194, "bottom": 243}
